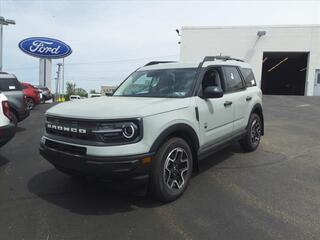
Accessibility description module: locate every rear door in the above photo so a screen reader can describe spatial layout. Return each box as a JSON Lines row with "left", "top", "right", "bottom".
{"left": 222, "top": 66, "right": 247, "bottom": 133}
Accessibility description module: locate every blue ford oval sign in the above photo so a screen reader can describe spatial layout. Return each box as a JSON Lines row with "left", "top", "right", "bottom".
{"left": 18, "top": 37, "right": 72, "bottom": 59}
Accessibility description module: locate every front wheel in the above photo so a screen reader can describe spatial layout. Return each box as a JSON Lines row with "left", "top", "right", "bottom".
{"left": 240, "top": 113, "right": 262, "bottom": 152}
{"left": 148, "top": 137, "right": 193, "bottom": 202}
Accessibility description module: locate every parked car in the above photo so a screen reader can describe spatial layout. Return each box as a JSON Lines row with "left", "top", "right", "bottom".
{"left": 40, "top": 56, "right": 264, "bottom": 202}
{"left": 0, "top": 72, "right": 29, "bottom": 127}
{"left": 0, "top": 93, "right": 15, "bottom": 147}
{"left": 69, "top": 95, "right": 81, "bottom": 101}
{"left": 88, "top": 93, "right": 102, "bottom": 98}
{"left": 35, "top": 85, "right": 53, "bottom": 103}
{"left": 21, "top": 82, "right": 41, "bottom": 110}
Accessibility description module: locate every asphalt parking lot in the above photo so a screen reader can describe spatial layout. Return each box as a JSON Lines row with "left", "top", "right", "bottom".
{"left": 0, "top": 95, "right": 320, "bottom": 240}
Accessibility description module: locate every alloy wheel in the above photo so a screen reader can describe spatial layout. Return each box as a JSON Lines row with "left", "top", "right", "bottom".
{"left": 26, "top": 98, "right": 34, "bottom": 110}
{"left": 250, "top": 119, "right": 261, "bottom": 146}
{"left": 163, "top": 147, "right": 190, "bottom": 190}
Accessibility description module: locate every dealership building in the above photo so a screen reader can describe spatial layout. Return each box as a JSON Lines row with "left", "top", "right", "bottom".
{"left": 180, "top": 25, "right": 320, "bottom": 96}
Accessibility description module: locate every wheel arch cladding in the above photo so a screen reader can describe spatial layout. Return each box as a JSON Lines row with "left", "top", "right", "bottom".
{"left": 251, "top": 103, "right": 264, "bottom": 135}
{"left": 150, "top": 123, "right": 200, "bottom": 170}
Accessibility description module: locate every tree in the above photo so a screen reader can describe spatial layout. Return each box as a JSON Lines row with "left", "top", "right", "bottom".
{"left": 90, "top": 89, "right": 97, "bottom": 94}
{"left": 75, "top": 88, "right": 88, "bottom": 98}
{"left": 65, "top": 82, "right": 88, "bottom": 100}
{"left": 66, "top": 82, "right": 76, "bottom": 96}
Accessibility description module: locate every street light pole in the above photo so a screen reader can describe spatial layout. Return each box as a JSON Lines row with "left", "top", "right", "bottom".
{"left": 0, "top": 16, "right": 16, "bottom": 72}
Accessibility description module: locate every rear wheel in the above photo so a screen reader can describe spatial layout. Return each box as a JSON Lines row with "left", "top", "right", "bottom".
{"left": 240, "top": 113, "right": 262, "bottom": 152}
{"left": 148, "top": 137, "right": 193, "bottom": 202}
{"left": 26, "top": 97, "right": 35, "bottom": 110}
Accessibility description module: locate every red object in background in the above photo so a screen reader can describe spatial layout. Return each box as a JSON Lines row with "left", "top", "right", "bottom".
{"left": 21, "top": 82, "right": 41, "bottom": 109}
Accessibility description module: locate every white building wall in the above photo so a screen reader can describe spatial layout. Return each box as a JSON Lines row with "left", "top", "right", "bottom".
{"left": 180, "top": 25, "right": 320, "bottom": 96}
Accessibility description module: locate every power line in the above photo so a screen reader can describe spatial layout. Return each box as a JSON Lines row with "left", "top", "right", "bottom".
{"left": 5, "top": 54, "right": 178, "bottom": 71}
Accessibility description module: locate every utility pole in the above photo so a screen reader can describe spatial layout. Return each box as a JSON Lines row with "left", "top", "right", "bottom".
{"left": 0, "top": 16, "right": 15, "bottom": 71}
{"left": 55, "top": 63, "right": 62, "bottom": 102}
{"left": 62, "top": 58, "right": 65, "bottom": 95}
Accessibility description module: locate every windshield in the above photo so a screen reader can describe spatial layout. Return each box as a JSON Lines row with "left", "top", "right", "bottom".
{"left": 113, "top": 68, "right": 197, "bottom": 98}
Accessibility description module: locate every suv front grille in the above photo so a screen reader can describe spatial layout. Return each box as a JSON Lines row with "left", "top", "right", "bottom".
{"left": 45, "top": 116, "right": 142, "bottom": 145}
{"left": 46, "top": 116, "right": 98, "bottom": 142}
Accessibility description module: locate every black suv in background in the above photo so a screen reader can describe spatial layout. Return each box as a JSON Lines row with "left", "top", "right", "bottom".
{"left": 35, "top": 85, "right": 53, "bottom": 103}
{"left": 0, "top": 72, "right": 29, "bottom": 126}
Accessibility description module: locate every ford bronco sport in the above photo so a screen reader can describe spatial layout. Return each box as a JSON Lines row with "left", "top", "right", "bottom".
{"left": 40, "top": 56, "right": 264, "bottom": 202}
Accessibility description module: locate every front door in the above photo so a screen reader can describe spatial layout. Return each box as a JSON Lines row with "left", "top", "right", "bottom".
{"left": 314, "top": 70, "right": 320, "bottom": 96}
{"left": 196, "top": 67, "right": 234, "bottom": 149}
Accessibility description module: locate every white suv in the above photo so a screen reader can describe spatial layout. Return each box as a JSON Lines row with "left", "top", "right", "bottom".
{"left": 40, "top": 56, "right": 264, "bottom": 202}
{"left": 0, "top": 93, "right": 15, "bottom": 147}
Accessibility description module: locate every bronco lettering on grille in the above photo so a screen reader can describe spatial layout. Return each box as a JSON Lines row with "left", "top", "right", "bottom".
{"left": 47, "top": 123, "right": 86, "bottom": 134}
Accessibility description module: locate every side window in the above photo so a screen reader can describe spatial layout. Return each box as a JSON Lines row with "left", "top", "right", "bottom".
{"left": 223, "top": 66, "right": 244, "bottom": 92}
{"left": 317, "top": 73, "right": 320, "bottom": 84}
{"left": 240, "top": 68, "right": 257, "bottom": 87}
{"left": 202, "top": 68, "right": 224, "bottom": 91}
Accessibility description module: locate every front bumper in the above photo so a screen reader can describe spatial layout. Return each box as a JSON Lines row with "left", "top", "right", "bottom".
{"left": 39, "top": 139, "right": 153, "bottom": 182}
{"left": 0, "top": 123, "right": 15, "bottom": 147}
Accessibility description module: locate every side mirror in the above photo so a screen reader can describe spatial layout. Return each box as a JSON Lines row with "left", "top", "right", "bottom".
{"left": 203, "top": 86, "right": 224, "bottom": 99}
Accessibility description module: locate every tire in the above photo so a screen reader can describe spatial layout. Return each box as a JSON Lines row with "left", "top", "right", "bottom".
{"left": 148, "top": 137, "right": 193, "bottom": 202}
{"left": 240, "top": 113, "right": 262, "bottom": 152}
{"left": 26, "top": 97, "right": 35, "bottom": 110}
{"left": 10, "top": 112, "right": 18, "bottom": 128}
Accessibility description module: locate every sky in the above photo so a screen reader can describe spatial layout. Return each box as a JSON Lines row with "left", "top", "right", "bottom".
{"left": 0, "top": 0, "right": 320, "bottom": 92}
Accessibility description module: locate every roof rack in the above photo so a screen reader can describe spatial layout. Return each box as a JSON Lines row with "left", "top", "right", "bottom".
{"left": 144, "top": 61, "right": 176, "bottom": 66}
{"left": 198, "top": 56, "right": 244, "bottom": 68}
{"left": 0, "top": 71, "right": 8, "bottom": 74}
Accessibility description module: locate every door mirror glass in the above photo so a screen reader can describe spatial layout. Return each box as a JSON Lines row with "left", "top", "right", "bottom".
{"left": 203, "top": 86, "right": 223, "bottom": 98}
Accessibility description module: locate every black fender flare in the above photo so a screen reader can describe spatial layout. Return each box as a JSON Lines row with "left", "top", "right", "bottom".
{"left": 149, "top": 123, "right": 200, "bottom": 154}
{"left": 249, "top": 103, "right": 264, "bottom": 135}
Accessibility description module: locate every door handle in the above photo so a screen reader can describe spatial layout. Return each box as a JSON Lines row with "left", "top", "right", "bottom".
{"left": 246, "top": 96, "right": 252, "bottom": 101}
{"left": 224, "top": 101, "right": 233, "bottom": 107}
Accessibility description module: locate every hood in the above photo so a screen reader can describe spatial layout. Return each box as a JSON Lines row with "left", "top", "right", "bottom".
{"left": 46, "top": 96, "right": 191, "bottom": 119}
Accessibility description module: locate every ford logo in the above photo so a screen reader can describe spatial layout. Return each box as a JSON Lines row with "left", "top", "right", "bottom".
{"left": 18, "top": 37, "right": 72, "bottom": 59}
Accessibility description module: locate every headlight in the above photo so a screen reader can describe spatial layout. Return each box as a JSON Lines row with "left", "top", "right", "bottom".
{"left": 92, "top": 120, "right": 142, "bottom": 144}
{"left": 122, "top": 122, "right": 138, "bottom": 139}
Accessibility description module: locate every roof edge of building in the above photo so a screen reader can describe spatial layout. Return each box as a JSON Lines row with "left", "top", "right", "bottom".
{"left": 182, "top": 24, "right": 320, "bottom": 30}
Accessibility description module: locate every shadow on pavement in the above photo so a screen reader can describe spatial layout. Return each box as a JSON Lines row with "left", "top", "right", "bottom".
{"left": 197, "top": 143, "right": 240, "bottom": 174}
{"left": 16, "top": 127, "right": 26, "bottom": 133}
{"left": 27, "top": 168, "right": 162, "bottom": 215}
{"left": 27, "top": 143, "right": 242, "bottom": 215}
{"left": 0, "top": 154, "right": 9, "bottom": 167}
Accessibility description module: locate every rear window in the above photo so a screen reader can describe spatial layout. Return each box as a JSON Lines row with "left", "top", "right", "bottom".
{"left": 0, "top": 78, "right": 22, "bottom": 91}
{"left": 240, "top": 68, "right": 257, "bottom": 87}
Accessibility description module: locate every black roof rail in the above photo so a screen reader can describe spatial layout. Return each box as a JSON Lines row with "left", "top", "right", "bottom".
{"left": 198, "top": 56, "right": 244, "bottom": 68}
{"left": 0, "top": 71, "right": 9, "bottom": 74}
{"left": 144, "top": 61, "right": 176, "bottom": 66}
